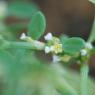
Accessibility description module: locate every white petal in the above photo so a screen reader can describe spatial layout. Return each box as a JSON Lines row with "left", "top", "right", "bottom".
{"left": 44, "top": 46, "right": 51, "bottom": 53}
{"left": 52, "top": 55, "right": 60, "bottom": 63}
{"left": 85, "top": 43, "right": 93, "bottom": 49}
{"left": 44, "top": 33, "right": 53, "bottom": 41}
{"left": 80, "top": 49, "right": 87, "bottom": 56}
{"left": 20, "top": 33, "right": 27, "bottom": 39}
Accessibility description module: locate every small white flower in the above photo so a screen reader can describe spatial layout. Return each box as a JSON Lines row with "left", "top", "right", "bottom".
{"left": 52, "top": 55, "right": 60, "bottom": 63}
{"left": 50, "top": 44, "right": 62, "bottom": 54}
{"left": 44, "top": 33, "right": 53, "bottom": 41}
{"left": 85, "top": 42, "right": 93, "bottom": 49}
{"left": 44, "top": 46, "right": 51, "bottom": 53}
{"left": 80, "top": 49, "right": 87, "bottom": 56}
{"left": 20, "top": 33, "right": 27, "bottom": 40}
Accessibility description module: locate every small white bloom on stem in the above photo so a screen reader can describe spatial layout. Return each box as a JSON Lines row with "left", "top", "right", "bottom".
{"left": 20, "top": 33, "right": 27, "bottom": 40}
{"left": 20, "top": 33, "right": 33, "bottom": 42}
{"left": 44, "top": 46, "right": 51, "bottom": 53}
{"left": 85, "top": 42, "right": 93, "bottom": 49}
{"left": 80, "top": 49, "right": 87, "bottom": 56}
{"left": 44, "top": 32, "right": 53, "bottom": 41}
{"left": 52, "top": 55, "right": 60, "bottom": 63}
{"left": 50, "top": 44, "right": 62, "bottom": 54}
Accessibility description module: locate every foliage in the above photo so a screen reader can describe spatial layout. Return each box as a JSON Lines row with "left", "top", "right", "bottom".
{"left": 28, "top": 12, "right": 46, "bottom": 40}
{"left": 61, "top": 37, "right": 85, "bottom": 54}
{"left": 0, "top": 1, "right": 95, "bottom": 95}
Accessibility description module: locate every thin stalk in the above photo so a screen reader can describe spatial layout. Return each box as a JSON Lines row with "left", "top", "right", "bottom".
{"left": 80, "top": 63, "right": 89, "bottom": 95}
{"left": 8, "top": 41, "right": 45, "bottom": 50}
{"left": 88, "top": 18, "right": 95, "bottom": 42}
{"left": 0, "top": 35, "right": 45, "bottom": 50}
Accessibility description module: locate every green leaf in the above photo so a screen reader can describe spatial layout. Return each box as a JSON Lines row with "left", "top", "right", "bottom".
{"left": 88, "top": 19, "right": 95, "bottom": 42}
{"left": 89, "top": 0, "right": 95, "bottom": 4}
{"left": 0, "top": 50, "right": 10, "bottom": 61}
{"left": 0, "top": 35, "right": 10, "bottom": 49}
{"left": 7, "top": 1, "right": 38, "bottom": 19}
{"left": 0, "top": 50, "right": 13, "bottom": 79}
{"left": 28, "top": 11, "right": 46, "bottom": 40}
{"left": 62, "top": 37, "right": 85, "bottom": 54}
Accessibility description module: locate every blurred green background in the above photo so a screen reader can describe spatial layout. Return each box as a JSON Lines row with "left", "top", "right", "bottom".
{"left": 0, "top": 0, "right": 95, "bottom": 95}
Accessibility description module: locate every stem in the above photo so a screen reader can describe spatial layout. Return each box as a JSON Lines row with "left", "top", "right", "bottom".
{"left": 80, "top": 63, "right": 89, "bottom": 95}
{"left": 88, "top": 18, "right": 95, "bottom": 42}
{"left": 8, "top": 41, "right": 45, "bottom": 50}
{"left": 0, "top": 35, "right": 45, "bottom": 50}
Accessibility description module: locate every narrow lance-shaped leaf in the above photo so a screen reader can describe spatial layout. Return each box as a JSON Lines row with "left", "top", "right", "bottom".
{"left": 88, "top": 18, "right": 95, "bottom": 42}
{"left": 28, "top": 11, "right": 46, "bottom": 40}
{"left": 62, "top": 37, "right": 85, "bottom": 54}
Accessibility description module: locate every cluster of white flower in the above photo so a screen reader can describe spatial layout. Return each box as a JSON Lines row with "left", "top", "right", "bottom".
{"left": 85, "top": 42, "right": 93, "bottom": 50}
{"left": 44, "top": 33, "right": 63, "bottom": 63}
{"left": 20, "top": 32, "right": 93, "bottom": 63}
{"left": 80, "top": 49, "right": 87, "bottom": 56}
{"left": 44, "top": 33, "right": 53, "bottom": 53}
{"left": 80, "top": 42, "right": 93, "bottom": 56}
{"left": 44, "top": 33, "right": 62, "bottom": 54}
